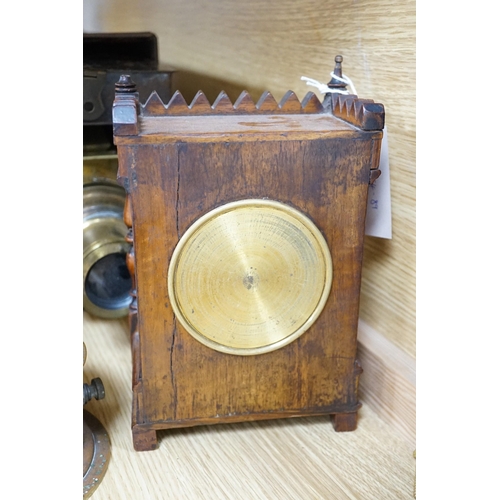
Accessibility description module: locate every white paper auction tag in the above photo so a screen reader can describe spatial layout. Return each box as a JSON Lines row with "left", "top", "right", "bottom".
{"left": 365, "top": 126, "right": 392, "bottom": 239}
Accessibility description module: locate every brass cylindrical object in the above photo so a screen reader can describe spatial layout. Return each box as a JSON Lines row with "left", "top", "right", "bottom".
{"left": 83, "top": 181, "right": 131, "bottom": 318}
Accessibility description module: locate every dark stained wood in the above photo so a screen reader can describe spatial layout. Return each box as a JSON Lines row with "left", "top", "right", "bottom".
{"left": 331, "top": 412, "right": 358, "bottom": 432}
{"left": 188, "top": 90, "right": 212, "bottom": 113}
{"left": 330, "top": 93, "right": 385, "bottom": 131}
{"left": 114, "top": 83, "right": 384, "bottom": 451}
{"left": 233, "top": 90, "right": 257, "bottom": 112}
{"left": 301, "top": 91, "right": 324, "bottom": 113}
{"left": 256, "top": 90, "right": 279, "bottom": 112}
{"left": 278, "top": 90, "right": 302, "bottom": 112}
{"left": 112, "top": 95, "right": 138, "bottom": 135}
{"left": 123, "top": 193, "right": 133, "bottom": 228}
{"left": 131, "top": 88, "right": 387, "bottom": 119}
{"left": 132, "top": 426, "right": 158, "bottom": 451}
{"left": 133, "top": 406, "right": 361, "bottom": 431}
{"left": 165, "top": 90, "right": 189, "bottom": 114}
{"left": 212, "top": 90, "right": 234, "bottom": 112}
{"left": 370, "top": 169, "right": 382, "bottom": 184}
{"left": 142, "top": 90, "right": 167, "bottom": 115}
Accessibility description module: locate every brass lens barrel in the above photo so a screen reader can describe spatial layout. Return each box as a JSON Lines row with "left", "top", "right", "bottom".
{"left": 83, "top": 183, "right": 131, "bottom": 318}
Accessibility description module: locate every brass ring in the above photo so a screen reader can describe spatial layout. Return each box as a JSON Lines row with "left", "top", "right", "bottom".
{"left": 168, "top": 199, "right": 333, "bottom": 355}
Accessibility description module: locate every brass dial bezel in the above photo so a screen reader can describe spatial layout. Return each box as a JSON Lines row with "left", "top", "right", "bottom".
{"left": 168, "top": 199, "right": 333, "bottom": 356}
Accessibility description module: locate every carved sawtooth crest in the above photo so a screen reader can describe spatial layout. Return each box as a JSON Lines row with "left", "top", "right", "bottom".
{"left": 138, "top": 88, "right": 384, "bottom": 130}
{"left": 330, "top": 93, "right": 385, "bottom": 131}
{"left": 141, "top": 90, "right": 325, "bottom": 116}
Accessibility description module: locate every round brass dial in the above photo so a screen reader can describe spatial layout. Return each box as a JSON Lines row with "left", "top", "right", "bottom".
{"left": 168, "top": 199, "right": 333, "bottom": 355}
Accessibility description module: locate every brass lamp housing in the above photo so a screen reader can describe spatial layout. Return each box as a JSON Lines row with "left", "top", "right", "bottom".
{"left": 83, "top": 181, "right": 131, "bottom": 318}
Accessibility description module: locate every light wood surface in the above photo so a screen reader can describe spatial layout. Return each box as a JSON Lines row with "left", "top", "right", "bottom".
{"left": 83, "top": 4, "right": 416, "bottom": 490}
{"left": 84, "top": 313, "right": 414, "bottom": 499}
{"left": 357, "top": 319, "right": 415, "bottom": 446}
{"left": 83, "top": 0, "right": 416, "bottom": 360}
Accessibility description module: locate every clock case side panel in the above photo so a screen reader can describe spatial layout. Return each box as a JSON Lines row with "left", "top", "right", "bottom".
{"left": 123, "top": 134, "right": 380, "bottom": 432}
{"left": 117, "top": 143, "right": 180, "bottom": 442}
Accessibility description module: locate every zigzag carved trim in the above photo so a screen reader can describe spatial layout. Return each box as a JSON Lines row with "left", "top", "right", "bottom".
{"left": 141, "top": 90, "right": 326, "bottom": 116}
{"left": 331, "top": 94, "right": 385, "bottom": 131}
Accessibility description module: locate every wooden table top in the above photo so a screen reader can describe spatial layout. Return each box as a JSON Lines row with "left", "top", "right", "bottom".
{"left": 83, "top": 312, "right": 414, "bottom": 500}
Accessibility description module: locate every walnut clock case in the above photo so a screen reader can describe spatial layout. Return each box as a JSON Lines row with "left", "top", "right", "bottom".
{"left": 112, "top": 68, "right": 384, "bottom": 451}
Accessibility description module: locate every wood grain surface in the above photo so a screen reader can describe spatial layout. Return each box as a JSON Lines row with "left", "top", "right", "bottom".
{"left": 84, "top": 0, "right": 416, "bottom": 360}
{"left": 83, "top": 0, "right": 416, "bottom": 482}
{"left": 84, "top": 313, "right": 415, "bottom": 499}
{"left": 357, "top": 319, "right": 415, "bottom": 446}
{"left": 114, "top": 95, "right": 382, "bottom": 447}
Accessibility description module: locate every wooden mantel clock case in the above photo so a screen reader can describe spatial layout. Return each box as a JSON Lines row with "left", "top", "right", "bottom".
{"left": 112, "top": 65, "right": 384, "bottom": 451}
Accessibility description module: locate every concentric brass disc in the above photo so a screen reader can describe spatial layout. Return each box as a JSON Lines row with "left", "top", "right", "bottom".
{"left": 168, "top": 199, "right": 333, "bottom": 355}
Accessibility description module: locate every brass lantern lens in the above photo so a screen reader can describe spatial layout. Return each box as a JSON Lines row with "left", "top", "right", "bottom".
{"left": 83, "top": 181, "right": 132, "bottom": 318}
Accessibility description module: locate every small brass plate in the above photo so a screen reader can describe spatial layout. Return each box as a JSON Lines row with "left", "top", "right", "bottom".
{"left": 168, "top": 199, "right": 333, "bottom": 355}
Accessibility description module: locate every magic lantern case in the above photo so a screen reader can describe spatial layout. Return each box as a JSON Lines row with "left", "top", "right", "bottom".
{"left": 112, "top": 73, "right": 384, "bottom": 451}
